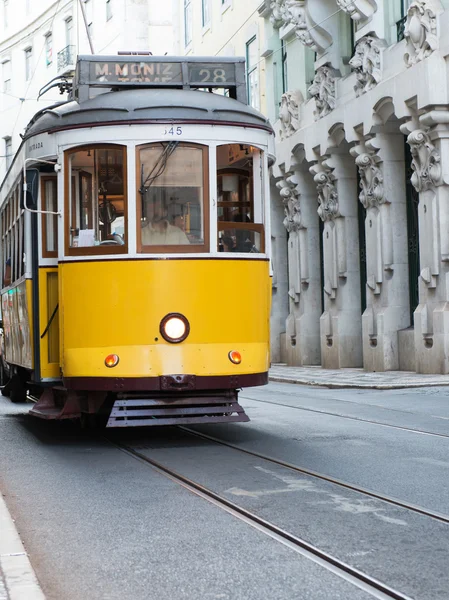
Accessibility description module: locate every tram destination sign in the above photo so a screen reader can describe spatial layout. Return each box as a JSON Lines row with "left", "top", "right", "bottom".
{"left": 88, "top": 60, "right": 236, "bottom": 86}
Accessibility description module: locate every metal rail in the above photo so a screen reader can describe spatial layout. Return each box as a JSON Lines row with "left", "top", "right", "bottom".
{"left": 179, "top": 426, "right": 449, "bottom": 525}
{"left": 109, "top": 439, "right": 413, "bottom": 600}
{"left": 242, "top": 395, "right": 449, "bottom": 440}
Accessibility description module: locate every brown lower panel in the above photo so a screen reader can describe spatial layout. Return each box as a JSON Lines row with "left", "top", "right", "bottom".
{"left": 63, "top": 372, "right": 268, "bottom": 392}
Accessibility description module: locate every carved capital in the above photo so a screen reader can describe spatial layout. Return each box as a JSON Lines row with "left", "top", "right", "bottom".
{"left": 310, "top": 161, "right": 340, "bottom": 222}
{"left": 276, "top": 174, "right": 302, "bottom": 233}
{"left": 354, "top": 152, "right": 386, "bottom": 209}
{"left": 308, "top": 65, "right": 336, "bottom": 120}
{"left": 336, "top": 0, "right": 377, "bottom": 22}
{"left": 279, "top": 90, "right": 303, "bottom": 139}
{"left": 349, "top": 36, "right": 382, "bottom": 96}
{"left": 407, "top": 129, "right": 443, "bottom": 192}
{"left": 269, "top": 0, "right": 288, "bottom": 28}
{"left": 404, "top": 1, "right": 440, "bottom": 67}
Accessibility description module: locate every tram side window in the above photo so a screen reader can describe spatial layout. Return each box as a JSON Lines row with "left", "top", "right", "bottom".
{"left": 217, "top": 144, "right": 265, "bottom": 254}
{"left": 42, "top": 177, "right": 58, "bottom": 257}
{"left": 137, "top": 142, "right": 208, "bottom": 252}
{"left": 66, "top": 146, "right": 127, "bottom": 252}
{"left": 1, "top": 182, "right": 25, "bottom": 288}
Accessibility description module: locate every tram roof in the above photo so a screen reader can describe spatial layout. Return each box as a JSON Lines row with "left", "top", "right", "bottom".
{"left": 23, "top": 88, "right": 273, "bottom": 140}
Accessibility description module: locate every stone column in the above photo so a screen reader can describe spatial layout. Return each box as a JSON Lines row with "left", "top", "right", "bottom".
{"left": 277, "top": 164, "right": 321, "bottom": 366}
{"left": 351, "top": 134, "right": 411, "bottom": 371}
{"left": 402, "top": 119, "right": 449, "bottom": 373}
{"left": 310, "top": 154, "right": 362, "bottom": 368}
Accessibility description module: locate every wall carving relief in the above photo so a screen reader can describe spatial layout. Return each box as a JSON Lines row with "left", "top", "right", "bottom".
{"left": 268, "top": 0, "right": 332, "bottom": 53}
{"left": 279, "top": 90, "right": 303, "bottom": 139}
{"left": 308, "top": 65, "right": 336, "bottom": 120}
{"left": 277, "top": 175, "right": 302, "bottom": 233}
{"left": 349, "top": 36, "right": 382, "bottom": 96}
{"left": 404, "top": 1, "right": 440, "bottom": 66}
{"left": 355, "top": 152, "right": 385, "bottom": 208}
{"left": 310, "top": 163, "right": 339, "bottom": 222}
{"left": 407, "top": 129, "right": 442, "bottom": 192}
{"left": 336, "top": 0, "right": 377, "bottom": 23}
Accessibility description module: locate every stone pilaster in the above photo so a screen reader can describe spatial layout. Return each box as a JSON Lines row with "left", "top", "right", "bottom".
{"left": 402, "top": 117, "right": 449, "bottom": 373}
{"left": 310, "top": 154, "right": 362, "bottom": 368}
{"left": 351, "top": 134, "right": 410, "bottom": 371}
{"left": 278, "top": 163, "right": 322, "bottom": 366}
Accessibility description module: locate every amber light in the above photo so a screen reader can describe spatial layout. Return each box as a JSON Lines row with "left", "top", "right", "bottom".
{"left": 105, "top": 354, "right": 120, "bottom": 368}
{"left": 228, "top": 351, "right": 242, "bottom": 365}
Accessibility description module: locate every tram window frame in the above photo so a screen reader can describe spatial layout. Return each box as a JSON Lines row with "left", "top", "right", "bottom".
{"left": 41, "top": 176, "right": 58, "bottom": 258}
{"left": 216, "top": 143, "right": 265, "bottom": 254}
{"left": 136, "top": 142, "right": 210, "bottom": 254}
{"left": 1, "top": 179, "right": 25, "bottom": 289}
{"left": 64, "top": 144, "right": 128, "bottom": 257}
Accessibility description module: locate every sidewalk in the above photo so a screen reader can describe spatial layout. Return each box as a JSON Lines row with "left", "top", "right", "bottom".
{"left": 269, "top": 364, "right": 449, "bottom": 390}
{"left": 0, "top": 494, "right": 45, "bottom": 600}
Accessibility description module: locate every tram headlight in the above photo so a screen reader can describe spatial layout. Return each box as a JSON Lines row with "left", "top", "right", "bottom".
{"left": 160, "top": 313, "right": 190, "bottom": 343}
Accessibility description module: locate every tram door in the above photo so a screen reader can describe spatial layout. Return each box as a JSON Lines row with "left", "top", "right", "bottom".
{"left": 404, "top": 138, "right": 420, "bottom": 323}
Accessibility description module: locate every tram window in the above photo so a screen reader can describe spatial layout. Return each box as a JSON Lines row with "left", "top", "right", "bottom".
{"left": 65, "top": 145, "right": 127, "bottom": 253}
{"left": 137, "top": 142, "right": 208, "bottom": 252}
{"left": 42, "top": 177, "right": 58, "bottom": 257}
{"left": 217, "top": 144, "right": 265, "bottom": 253}
{"left": 1, "top": 180, "right": 25, "bottom": 288}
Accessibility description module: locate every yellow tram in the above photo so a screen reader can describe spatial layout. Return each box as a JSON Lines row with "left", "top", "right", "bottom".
{"left": 0, "top": 55, "right": 274, "bottom": 427}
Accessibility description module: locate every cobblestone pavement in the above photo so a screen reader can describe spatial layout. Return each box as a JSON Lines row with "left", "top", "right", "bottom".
{"left": 269, "top": 364, "right": 449, "bottom": 389}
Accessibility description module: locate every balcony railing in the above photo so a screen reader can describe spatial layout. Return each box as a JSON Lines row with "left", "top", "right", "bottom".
{"left": 57, "top": 45, "right": 76, "bottom": 72}
{"left": 396, "top": 16, "right": 407, "bottom": 42}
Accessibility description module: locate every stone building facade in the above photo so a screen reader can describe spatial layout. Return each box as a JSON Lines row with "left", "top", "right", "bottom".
{"left": 259, "top": 0, "right": 449, "bottom": 373}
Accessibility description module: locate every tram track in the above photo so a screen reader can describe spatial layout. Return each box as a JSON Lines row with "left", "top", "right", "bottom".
{"left": 241, "top": 395, "right": 449, "bottom": 439}
{"left": 108, "top": 437, "right": 414, "bottom": 600}
{"left": 178, "top": 426, "right": 449, "bottom": 525}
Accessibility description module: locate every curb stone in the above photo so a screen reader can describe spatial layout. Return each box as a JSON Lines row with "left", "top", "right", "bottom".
{"left": 0, "top": 494, "right": 46, "bottom": 600}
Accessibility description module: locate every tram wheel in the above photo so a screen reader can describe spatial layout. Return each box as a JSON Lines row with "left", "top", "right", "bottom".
{"left": 0, "top": 360, "right": 11, "bottom": 395}
{"left": 9, "top": 375, "right": 27, "bottom": 404}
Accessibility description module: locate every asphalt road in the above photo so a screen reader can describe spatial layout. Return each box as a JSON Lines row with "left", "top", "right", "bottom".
{"left": 1, "top": 382, "right": 449, "bottom": 600}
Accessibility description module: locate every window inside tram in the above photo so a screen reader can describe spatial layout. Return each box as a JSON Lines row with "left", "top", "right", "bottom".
{"left": 1, "top": 183, "right": 25, "bottom": 288}
{"left": 137, "top": 143, "right": 208, "bottom": 252}
{"left": 66, "top": 146, "right": 127, "bottom": 253}
{"left": 217, "top": 144, "right": 264, "bottom": 253}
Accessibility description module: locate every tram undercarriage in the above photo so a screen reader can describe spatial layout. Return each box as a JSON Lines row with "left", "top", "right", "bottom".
{"left": 28, "top": 385, "right": 250, "bottom": 428}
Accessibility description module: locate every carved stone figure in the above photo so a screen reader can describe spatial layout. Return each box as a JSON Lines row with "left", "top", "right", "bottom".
{"left": 308, "top": 65, "right": 336, "bottom": 120}
{"left": 313, "top": 170, "right": 339, "bottom": 221}
{"left": 355, "top": 152, "right": 385, "bottom": 208}
{"left": 336, "top": 0, "right": 377, "bottom": 22}
{"left": 349, "top": 36, "right": 382, "bottom": 96}
{"left": 269, "top": 0, "right": 287, "bottom": 28}
{"left": 279, "top": 90, "right": 303, "bottom": 139}
{"left": 407, "top": 130, "right": 443, "bottom": 192}
{"left": 283, "top": 0, "right": 315, "bottom": 48}
{"left": 277, "top": 176, "right": 301, "bottom": 233}
{"left": 404, "top": 1, "right": 439, "bottom": 66}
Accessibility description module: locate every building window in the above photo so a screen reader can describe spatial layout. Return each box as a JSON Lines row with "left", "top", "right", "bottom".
{"left": 202, "top": 0, "right": 209, "bottom": 27}
{"left": 184, "top": 0, "right": 192, "bottom": 46}
{"left": 4, "top": 137, "right": 12, "bottom": 169}
{"left": 106, "top": 0, "right": 112, "bottom": 21}
{"left": 45, "top": 33, "right": 53, "bottom": 66}
{"left": 65, "top": 17, "right": 73, "bottom": 46}
{"left": 3, "top": 0, "right": 8, "bottom": 28}
{"left": 2, "top": 59, "right": 11, "bottom": 93}
{"left": 25, "top": 47, "right": 32, "bottom": 81}
{"left": 281, "top": 40, "right": 287, "bottom": 94}
{"left": 246, "top": 37, "right": 259, "bottom": 111}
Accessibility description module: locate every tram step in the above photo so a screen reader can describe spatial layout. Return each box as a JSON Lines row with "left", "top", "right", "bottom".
{"left": 106, "top": 399, "right": 249, "bottom": 428}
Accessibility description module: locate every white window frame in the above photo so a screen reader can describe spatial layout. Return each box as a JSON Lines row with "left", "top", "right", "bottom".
{"left": 201, "top": 0, "right": 210, "bottom": 28}
{"left": 2, "top": 59, "right": 11, "bottom": 93}
{"left": 45, "top": 32, "right": 53, "bottom": 67}
{"left": 106, "top": 0, "right": 112, "bottom": 21}
{"left": 24, "top": 47, "right": 32, "bottom": 81}
{"left": 246, "top": 36, "right": 259, "bottom": 111}
{"left": 184, "top": 0, "right": 192, "bottom": 47}
{"left": 4, "top": 137, "right": 12, "bottom": 169}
